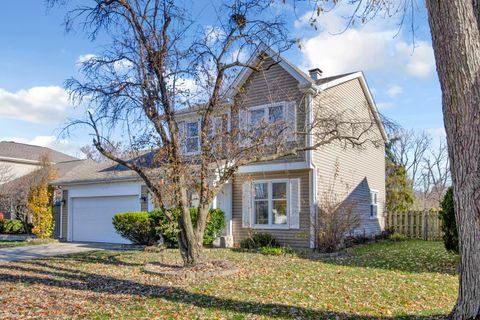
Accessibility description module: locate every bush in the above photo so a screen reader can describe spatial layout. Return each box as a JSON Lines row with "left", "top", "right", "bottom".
{"left": 113, "top": 208, "right": 226, "bottom": 247}
{"left": 1, "top": 219, "right": 25, "bottom": 234}
{"left": 150, "top": 208, "right": 226, "bottom": 246}
{"left": 389, "top": 232, "right": 409, "bottom": 242}
{"left": 240, "top": 232, "right": 280, "bottom": 249}
{"left": 439, "top": 187, "right": 458, "bottom": 253}
{"left": 257, "top": 246, "right": 295, "bottom": 256}
{"left": 112, "top": 212, "right": 157, "bottom": 245}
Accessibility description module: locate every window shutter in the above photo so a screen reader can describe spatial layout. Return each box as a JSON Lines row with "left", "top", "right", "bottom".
{"left": 178, "top": 121, "right": 185, "bottom": 154}
{"left": 289, "top": 178, "right": 300, "bottom": 229}
{"left": 242, "top": 181, "right": 252, "bottom": 228}
{"left": 286, "top": 102, "right": 296, "bottom": 141}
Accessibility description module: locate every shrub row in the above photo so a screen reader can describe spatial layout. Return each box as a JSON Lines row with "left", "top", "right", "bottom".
{"left": 0, "top": 219, "right": 25, "bottom": 234}
{"left": 112, "top": 208, "right": 225, "bottom": 246}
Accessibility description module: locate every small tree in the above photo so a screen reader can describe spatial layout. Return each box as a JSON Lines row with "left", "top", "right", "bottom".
{"left": 27, "top": 157, "right": 57, "bottom": 238}
{"left": 316, "top": 164, "right": 360, "bottom": 252}
{"left": 385, "top": 159, "right": 414, "bottom": 214}
{"left": 439, "top": 187, "right": 458, "bottom": 254}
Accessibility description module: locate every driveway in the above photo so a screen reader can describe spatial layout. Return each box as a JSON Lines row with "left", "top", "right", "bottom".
{"left": 0, "top": 242, "right": 127, "bottom": 262}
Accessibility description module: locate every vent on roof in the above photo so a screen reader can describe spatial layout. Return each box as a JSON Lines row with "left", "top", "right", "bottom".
{"left": 308, "top": 68, "right": 323, "bottom": 80}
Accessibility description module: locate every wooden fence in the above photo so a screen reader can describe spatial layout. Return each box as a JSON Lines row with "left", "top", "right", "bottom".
{"left": 386, "top": 211, "right": 443, "bottom": 240}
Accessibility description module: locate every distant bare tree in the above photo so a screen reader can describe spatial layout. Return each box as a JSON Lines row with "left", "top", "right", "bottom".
{"left": 389, "top": 129, "right": 432, "bottom": 189}
{"left": 0, "top": 164, "right": 14, "bottom": 185}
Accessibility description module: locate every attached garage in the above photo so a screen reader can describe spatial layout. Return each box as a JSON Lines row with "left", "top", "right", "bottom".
{"left": 71, "top": 195, "right": 140, "bottom": 243}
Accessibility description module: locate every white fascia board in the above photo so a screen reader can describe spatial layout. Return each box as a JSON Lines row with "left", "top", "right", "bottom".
{"left": 238, "top": 161, "right": 313, "bottom": 173}
{"left": 0, "top": 156, "right": 41, "bottom": 165}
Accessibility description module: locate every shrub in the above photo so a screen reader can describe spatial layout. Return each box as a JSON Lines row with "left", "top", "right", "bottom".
{"left": 150, "top": 208, "right": 226, "bottom": 246}
{"left": 240, "top": 232, "right": 279, "bottom": 249}
{"left": 439, "top": 187, "right": 458, "bottom": 253}
{"left": 112, "top": 212, "right": 157, "bottom": 245}
{"left": 389, "top": 232, "right": 409, "bottom": 242}
{"left": 257, "top": 246, "right": 295, "bottom": 256}
{"left": 2, "top": 219, "right": 25, "bottom": 234}
{"left": 113, "top": 208, "right": 226, "bottom": 247}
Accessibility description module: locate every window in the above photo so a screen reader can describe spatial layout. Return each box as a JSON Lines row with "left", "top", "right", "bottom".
{"left": 185, "top": 121, "right": 199, "bottom": 153}
{"left": 370, "top": 190, "right": 378, "bottom": 218}
{"left": 248, "top": 103, "right": 286, "bottom": 137}
{"left": 253, "top": 181, "right": 288, "bottom": 227}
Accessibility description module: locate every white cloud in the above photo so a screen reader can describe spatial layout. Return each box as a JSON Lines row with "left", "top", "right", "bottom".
{"left": 77, "top": 53, "right": 96, "bottom": 64}
{"left": 386, "top": 84, "right": 403, "bottom": 97}
{"left": 427, "top": 127, "right": 446, "bottom": 140}
{"left": 376, "top": 102, "right": 395, "bottom": 110}
{"left": 1, "top": 135, "right": 78, "bottom": 156}
{"left": 298, "top": 5, "right": 436, "bottom": 79}
{"left": 0, "top": 86, "right": 69, "bottom": 124}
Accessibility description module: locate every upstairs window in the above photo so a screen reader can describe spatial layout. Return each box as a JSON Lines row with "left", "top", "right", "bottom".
{"left": 185, "top": 121, "right": 200, "bottom": 154}
{"left": 370, "top": 190, "right": 378, "bottom": 218}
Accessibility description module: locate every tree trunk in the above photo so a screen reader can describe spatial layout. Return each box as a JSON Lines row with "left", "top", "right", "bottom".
{"left": 176, "top": 182, "right": 201, "bottom": 266}
{"left": 425, "top": 1, "right": 480, "bottom": 319}
{"left": 177, "top": 206, "right": 201, "bottom": 266}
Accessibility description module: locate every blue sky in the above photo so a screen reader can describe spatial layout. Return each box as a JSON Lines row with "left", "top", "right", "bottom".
{"left": 0, "top": 1, "right": 444, "bottom": 157}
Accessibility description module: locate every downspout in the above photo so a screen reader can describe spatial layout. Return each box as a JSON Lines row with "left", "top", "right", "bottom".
{"left": 305, "top": 88, "right": 319, "bottom": 249}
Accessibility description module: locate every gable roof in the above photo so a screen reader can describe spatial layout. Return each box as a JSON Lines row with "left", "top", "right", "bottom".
{"left": 0, "top": 141, "right": 77, "bottom": 163}
{"left": 0, "top": 159, "right": 86, "bottom": 194}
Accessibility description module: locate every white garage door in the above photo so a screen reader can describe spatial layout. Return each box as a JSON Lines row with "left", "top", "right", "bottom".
{"left": 71, "top": 195, "right": 139, "bottom": 243}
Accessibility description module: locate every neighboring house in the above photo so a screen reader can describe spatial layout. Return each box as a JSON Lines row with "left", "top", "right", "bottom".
{"left": 0, "top": 141, "right": 79, "bottom": 220}
{"left": 51, "top": 48, "right": 387, "bottom": 248}
{"left": 0, "top": 141, "right": 77, "bottom": 184}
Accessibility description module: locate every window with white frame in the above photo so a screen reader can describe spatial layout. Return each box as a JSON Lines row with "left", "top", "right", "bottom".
{"left": 248, "top": 103, "right": 286, "bottom": 137}
{"left": 185, "top": 121, "right": 200, "bottom": 153}
{"left": 370, "top": 190, "right": 378, "bottom": 218}
{"left": 253, "top": 180, "right": 288, "bottom": 226}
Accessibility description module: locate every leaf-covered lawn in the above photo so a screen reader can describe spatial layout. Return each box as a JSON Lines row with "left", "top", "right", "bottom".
{"left": 0, "top": 240, "right": 458, "bottom": 319}
{"left": 0, "top": 241, "right": 30, "bottom": 248}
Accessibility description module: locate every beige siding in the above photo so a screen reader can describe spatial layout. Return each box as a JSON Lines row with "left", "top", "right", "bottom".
{"left": 233, "top": 56, "right": 308, "bottom": 163}
{"left": 232, "top": 170, "right": 311, "bottom": 247}
{"left": 312, "top": 78, "right": 386, "bottom": 236}
{"left": 61, "top": 189, "right": 68, "bottom": 240}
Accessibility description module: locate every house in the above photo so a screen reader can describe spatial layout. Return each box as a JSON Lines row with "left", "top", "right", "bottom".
{"left": 0, "top": 141, "right": 77, "bottom": 184}
{"left": 51, "top": 48, "right": 387, "bottom": 248}
{"left": 0, "top": 141, "right": 79, "bottom": 220}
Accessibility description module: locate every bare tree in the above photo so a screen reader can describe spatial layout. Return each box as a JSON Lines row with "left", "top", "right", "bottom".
{"left": 0, "top": 164, "right": 14, "bottom": 185}
{"left": 52, "top": 0, "right": 381, "bottom": 266}
{"left": 315, "top": 162, "right": 360, "bottom": 252}
{"left": 389, "top": 129, "right": 432, "bottom": 189}
{"left": 418, "top": 141, "right": 450, "bottom": 209}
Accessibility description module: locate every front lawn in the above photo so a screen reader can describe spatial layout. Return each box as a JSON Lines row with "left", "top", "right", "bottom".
{"left": 0, "top": 240, "right": 458, "bottom": 319}
{"left": 0, "top": 241, "right": 32, "bottom": 248}
{"left": 0, "top": 238, "right": 57, "bottom": 248}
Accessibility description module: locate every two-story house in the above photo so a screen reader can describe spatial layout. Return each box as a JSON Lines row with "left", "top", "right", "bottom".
{"left": 52, "top": 47, "right": 387, "bottom": 248}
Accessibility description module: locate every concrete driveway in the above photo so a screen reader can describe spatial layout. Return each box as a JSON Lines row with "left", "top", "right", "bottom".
{"left": 0, "top": 242, "right": 127, "bottom": 262}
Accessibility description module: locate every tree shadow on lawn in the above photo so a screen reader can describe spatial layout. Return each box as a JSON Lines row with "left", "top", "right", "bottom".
{"left": 0, "top": 259, "right": 449, "bottom": 319}
{"left": 317, "top": 241, "right": 459, "bottom": 276}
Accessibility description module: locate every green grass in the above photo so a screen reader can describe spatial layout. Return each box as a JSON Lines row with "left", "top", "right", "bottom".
{"left": 0, "top": 240, "right": 459, "bottom": 319}
{"left": 0, "top": 238, "right": 58, "bottom": 248}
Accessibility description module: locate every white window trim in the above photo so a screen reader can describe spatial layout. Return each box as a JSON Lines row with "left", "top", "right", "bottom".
{"left": 184, "top": 120, "right": 201, "bottom": 155}
{"left": 369, "top": 189, "right": 379, "bottom": 219}
{"left": 252, "top": 178, "right": 290, "bottom": 229}
{"left": 247, "top": 102, "right": 287, "bottom": 127}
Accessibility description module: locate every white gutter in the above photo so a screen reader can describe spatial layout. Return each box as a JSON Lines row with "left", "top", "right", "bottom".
{"left": 0, "top": 156, "right": 41, "bottom": 165}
